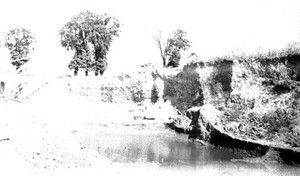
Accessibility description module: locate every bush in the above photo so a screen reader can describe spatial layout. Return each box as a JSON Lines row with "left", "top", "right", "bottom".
{"left": 151, "top": 84, "right": 159, "bottom": 104}
{"left": 163, "top": 68, "right": 202, "bottom": 112}
{"left": 129, "top": 80, "right": 146, "bottom": 104}
{"left": 262, "top": 109, "right": 294, "bottom": 133}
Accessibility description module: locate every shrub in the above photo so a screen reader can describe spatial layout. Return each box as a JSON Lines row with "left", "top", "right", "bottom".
{"left": 262, "top": 109, "right": 294, "bottom": 133}
{"left": 129, "top": 80, "right": 146, "bottom": 104}
{"left": 163, "top": 68, "right": 202, "bottom": 112}
{"left": 151, "top": 84, "right": 159, "bottom": 104}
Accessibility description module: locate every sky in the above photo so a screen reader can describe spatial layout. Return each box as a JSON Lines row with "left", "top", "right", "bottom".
{"left": 0, "top": 0, "right": 299, "bottom": 75}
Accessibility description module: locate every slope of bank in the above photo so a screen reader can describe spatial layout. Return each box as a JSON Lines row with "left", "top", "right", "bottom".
{"left": 0, "top": 65, "right": 179, "bottom": 175}
{"left": 163, "top": 45, "right": 300, "bottom": 165}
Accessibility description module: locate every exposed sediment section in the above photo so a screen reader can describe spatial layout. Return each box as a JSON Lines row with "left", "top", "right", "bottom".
{"left": 164, "top": 52, "right": 300, "bottom": 165}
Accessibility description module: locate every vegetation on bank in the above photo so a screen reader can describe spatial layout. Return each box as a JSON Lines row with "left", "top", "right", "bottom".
{"left": 185, "top": 42, "right": 300, "bottom": 64}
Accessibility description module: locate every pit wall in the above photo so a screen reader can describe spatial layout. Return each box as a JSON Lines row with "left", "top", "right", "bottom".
{"left": 164, "top": 54, "right": 300, "bottom": 112}
{"left": 68, "top": 65, "right": 164, "bottom": 105}
{"left": 164, "top": 54, "right": 300, "bottom": 146}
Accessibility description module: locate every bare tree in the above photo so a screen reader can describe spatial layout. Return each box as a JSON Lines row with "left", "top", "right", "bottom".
{"left": 155, "top": 31, "right": 170, "bottom": 67}
{"left": 155, "top": 29, "right": 191, "bottom": 68}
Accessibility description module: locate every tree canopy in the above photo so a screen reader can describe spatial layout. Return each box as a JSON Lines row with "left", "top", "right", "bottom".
{"left": 4, "top": 28, "right": 35, "bottom": 72}
{"left": 155, "top": 29, "right": 191, "bottom": 68}
{"left": 59, "top": 10, "right": 120, "bottom": 76}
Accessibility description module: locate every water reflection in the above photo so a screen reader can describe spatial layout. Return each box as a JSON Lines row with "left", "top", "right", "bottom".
{"left": 84, "top": 132, "right": 243, "bottom": 165}
{"left": 82, "top": 131, "right": 300, "bottom": 176}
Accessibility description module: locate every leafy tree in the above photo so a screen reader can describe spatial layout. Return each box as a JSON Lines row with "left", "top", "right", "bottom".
{"left": 4, "top": 28, "right": 35, "bottom": 72}
{"left": 155, "top": 29, "right": 191, "bottom": 67}
{"left": 59, "top": 10, "right": 120, "bottom": 76}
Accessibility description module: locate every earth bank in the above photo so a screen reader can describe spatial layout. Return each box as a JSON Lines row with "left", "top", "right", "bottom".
{"left": 163, "top": 51, "right": 300, "bottom": 165}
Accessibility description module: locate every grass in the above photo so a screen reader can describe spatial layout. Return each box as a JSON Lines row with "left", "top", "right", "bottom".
{"left": 186, "top": 42, "right": 300, "bottom": 65}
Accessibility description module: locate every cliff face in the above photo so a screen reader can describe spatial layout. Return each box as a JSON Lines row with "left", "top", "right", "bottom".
{"left": 164, "top": 54, "right": 300, "bottom": 150}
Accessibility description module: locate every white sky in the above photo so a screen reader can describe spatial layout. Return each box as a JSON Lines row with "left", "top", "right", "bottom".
{"left": 0, "top": 0, "right": 299, "bottom": 75}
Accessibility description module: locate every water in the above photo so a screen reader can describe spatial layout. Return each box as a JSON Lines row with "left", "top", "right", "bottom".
{"left": 82, "top": 130, "right": 300, "bottom": 176}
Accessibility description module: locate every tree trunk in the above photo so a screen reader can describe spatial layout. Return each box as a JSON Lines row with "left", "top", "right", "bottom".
{"left": 74, "top": 68, "right": 78, "bottom": 76}
{"left": 100, "top": 69, "right": 104, "bottom": 75}
{"left": 85, "top": 69, "right": 88, "bottom": 76}
{"left": 16, "top": 66, "right": 23, "bottom": 74}
{"left": 163, "top": 57, "right": 166, "bottom": 67}
{"left": 95, "top": 71, "right": 99, "bottom": 76}
{"left": 0, "top": 82, "right": 5, "bottom": 94}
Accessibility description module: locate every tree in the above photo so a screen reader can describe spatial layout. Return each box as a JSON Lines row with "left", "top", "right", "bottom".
{"left": 59, "top": 10, "right": 120, "bottom": 76}
{"left": 155, "top": 29, "right": 191, "bottom": 68}
{"left": 4, "top": 28, "right": 35, "bottom": 72}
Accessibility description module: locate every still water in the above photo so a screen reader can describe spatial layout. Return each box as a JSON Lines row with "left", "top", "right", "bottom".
{"left": 82, "top": 130, "right": 300, "bottom": 176}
